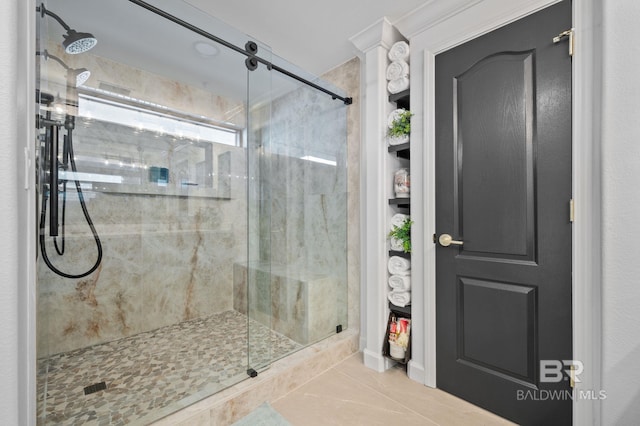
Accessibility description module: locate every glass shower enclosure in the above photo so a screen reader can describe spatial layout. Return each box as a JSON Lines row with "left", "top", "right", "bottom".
{"left": 35, "top": 0, "right": 348, "bottom": 423}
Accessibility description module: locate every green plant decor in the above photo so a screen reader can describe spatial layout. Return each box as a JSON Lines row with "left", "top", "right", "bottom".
{"left": 388, "top": 110, "right": 413, "bottom": 138}
{"left": 388, "top": 218, "right": 413, "bottom": 253}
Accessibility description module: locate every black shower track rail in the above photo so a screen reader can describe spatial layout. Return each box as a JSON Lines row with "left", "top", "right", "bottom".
{"left": 128, "top": 0, "right": 352, "bottom": 105}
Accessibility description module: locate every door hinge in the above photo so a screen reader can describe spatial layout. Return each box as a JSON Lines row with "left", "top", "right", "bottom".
{"left": 569, "top": 199, "right": 575, "bottom": 223}
{"left": 570, "top": 363, "right": 576, "bottom": 388}
{"left": 553, "top": 28, "right": 575, "bottom": 57}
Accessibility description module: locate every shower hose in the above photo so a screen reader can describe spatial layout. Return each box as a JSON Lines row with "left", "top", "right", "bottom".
{"left": 39, "top": 115, "right": 103, "bottom": 279}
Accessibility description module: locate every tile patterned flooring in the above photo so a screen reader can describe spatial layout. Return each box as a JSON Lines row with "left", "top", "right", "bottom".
{"left": 273, "top": 353, "right": 516, "bottom": 426}
{"left": 38, "top": 321, "right": 515, "bottom": 426}
{"left": 37, "top": 310, "right": 301, "bottom": 425}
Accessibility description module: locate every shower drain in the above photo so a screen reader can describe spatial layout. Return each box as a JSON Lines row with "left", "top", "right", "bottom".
{"left": 83, "top": 381, "right": 107, "bottom": 395}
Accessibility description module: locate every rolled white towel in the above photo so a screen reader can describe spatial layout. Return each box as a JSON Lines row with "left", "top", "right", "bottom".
{"left": 388, "top": 77, "right": 410, "bottom": 94}
{"left": 387, "top": 108, "right": 407, "bottom": 127}
{"left": 388, "top": 256, "right": 410, "bottom": 275}
{"left": 388, "top": 41, "right": 410, "bottom": 62}
{"left": 386, "top": 60, "right": 409, "bottom": 81}
{"left": 388, "top": 290, "right": 411, "bottom": 308}
{"left": 390, "top": 213, "right": 410, "bottom": 229}
{"left": 389, "top": 274, "right": 411, "bottom": 291}
{"left": 390, "top": 237, "right": 404, "bottom": 252}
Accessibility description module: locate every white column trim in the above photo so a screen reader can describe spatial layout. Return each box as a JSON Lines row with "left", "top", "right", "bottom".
{"left": 361, "top": 44, "right": 391, "bottom": 371}
{"left": 351, "top": 20, "right": 406, "bottom": 372}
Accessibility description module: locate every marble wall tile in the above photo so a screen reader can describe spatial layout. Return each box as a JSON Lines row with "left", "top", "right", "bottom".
{"left": 37, "top": 233, "right": 143, "bottom": 355}
{"left": 218, "top": 149, "right": 246, "bottom": 199}
{"left": 232, "top": 263, "right": 248, "bottom": 315}
{"left": 307, "top": 276, "right": 340, "bottom": 342}
{"left": 38, "top": 172, "right": 248, "bottom": 356}
{"left": 38, "top": 209, "right": 248, "bottom": 356}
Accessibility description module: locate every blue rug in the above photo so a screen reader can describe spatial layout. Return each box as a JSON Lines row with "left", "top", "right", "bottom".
{"left": 232, "top": 402, "right": 291, "bottom": 426}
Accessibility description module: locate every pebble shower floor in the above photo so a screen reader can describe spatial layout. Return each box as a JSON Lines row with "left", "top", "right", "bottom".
{"left": 37, "top": 310, "right": 302, "bottom": 425}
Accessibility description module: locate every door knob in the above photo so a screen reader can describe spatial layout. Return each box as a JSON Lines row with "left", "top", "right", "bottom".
{"left": 438, "top": 233, "right": 464, "bottom": 247}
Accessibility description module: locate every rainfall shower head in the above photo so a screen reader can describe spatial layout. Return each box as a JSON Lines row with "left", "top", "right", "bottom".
{"left": 38, "top": 4, "right": 97, "bottom": 54}
{"left": 63, "top": 30, "right": 98, "bottom": 55}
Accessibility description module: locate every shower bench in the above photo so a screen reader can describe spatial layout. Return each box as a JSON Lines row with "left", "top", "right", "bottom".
{"left": 233, "top": 262, "right": 339, "bottom": 345}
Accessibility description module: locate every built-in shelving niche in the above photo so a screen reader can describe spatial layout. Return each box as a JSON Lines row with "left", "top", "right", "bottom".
{"left": 384, "top": 88, "right": 412, "bottom": 365}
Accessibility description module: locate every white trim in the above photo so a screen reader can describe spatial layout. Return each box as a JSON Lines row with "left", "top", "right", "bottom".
{"left": 361, "top": 44, "right": 390, "bottom": 371}
{"left": 18, "top": 0, "right": 37, "bottom": 424}
{"left": 411, "top": 48, "right": 438, "bottom": 387}
{"left": 572, "top": 0, "right": 603, "bottom": 423}
{"left": 358, "top": 49, "right": 368, "bottom": 353}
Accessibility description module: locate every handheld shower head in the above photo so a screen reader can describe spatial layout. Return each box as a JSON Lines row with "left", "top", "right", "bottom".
{"left": 39, "top": 4, "right": 97, "bottom": 54}
{"left": 36, "top": 50, "right": 91, "bottom": 88}
{"left": 68, "top": 67, "right": 91, "bottom": 87}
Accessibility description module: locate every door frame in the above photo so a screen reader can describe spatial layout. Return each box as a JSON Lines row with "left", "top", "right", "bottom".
{"left": 396, "top": 0, "right": 602, "bottom": 424}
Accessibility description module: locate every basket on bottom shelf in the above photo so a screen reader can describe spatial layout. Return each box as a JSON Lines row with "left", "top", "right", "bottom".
{"left": 382, "top": 311, "right": 411, "bottom": 364}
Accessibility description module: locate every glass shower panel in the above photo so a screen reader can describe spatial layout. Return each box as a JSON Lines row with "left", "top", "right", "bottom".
{"left": 257, "top": 60, "right": 349, "bottom": 358}
{"left": 35, "top": 0, "right": 270, "bottom": 423}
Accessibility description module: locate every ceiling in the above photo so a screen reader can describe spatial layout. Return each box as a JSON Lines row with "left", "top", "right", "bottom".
{"left": 45, "top": 0, "right": 426, "bottom": 104}
{"left": 181, "top": 0, "right": 427, "bottom": 76}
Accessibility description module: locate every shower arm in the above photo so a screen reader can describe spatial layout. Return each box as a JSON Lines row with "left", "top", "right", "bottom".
{"left": 38, "top": 4, "right": 72, "bottom": 32}
{"left": 36, "top": 50, "right": 69, "bottom": 71}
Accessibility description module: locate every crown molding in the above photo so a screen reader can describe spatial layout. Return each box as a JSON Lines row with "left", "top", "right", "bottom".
{"left": 349, "top": 17, "right": 403, "bottom": 54}
{"left": 394, "top": 0, "right": 483, "bottom": 39}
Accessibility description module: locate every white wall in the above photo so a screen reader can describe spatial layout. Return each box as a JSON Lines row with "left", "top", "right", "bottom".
{"left": 601, "top": 0, "right": 640, "bottom": 424}
{"left": 0, "top": 0, "right": 21, "bottom": 424}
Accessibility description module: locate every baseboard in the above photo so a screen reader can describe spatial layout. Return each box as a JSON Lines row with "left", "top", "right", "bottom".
{"left": 363, "top": 348, "right": 387, "bottom": 372}
{"left": 407, "top": 360, "right": 427, "bottom": 385}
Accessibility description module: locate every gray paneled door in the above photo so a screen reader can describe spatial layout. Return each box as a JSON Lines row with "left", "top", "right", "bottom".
{"left": 435, "top": 1, "right": 572, "bottom": 425}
